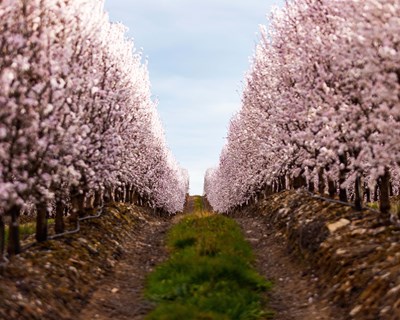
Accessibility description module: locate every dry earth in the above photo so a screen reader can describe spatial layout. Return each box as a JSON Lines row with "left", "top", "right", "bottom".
{"left": 234, "top": 190, "right": 400, "bottom": 320}
{"left": 0, "top": 203, "right": 172, "bottom": 320}
{"left": 78, "top": 219, "right": 170, "bottom": 320}
{"left": 236, "top": 216, "right": 346, "bottom": 320}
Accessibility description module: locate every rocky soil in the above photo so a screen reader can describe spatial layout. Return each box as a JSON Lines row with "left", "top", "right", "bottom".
{"left": 78, "top": 218, "right": 170, "bottom": 320}
{"left": 233, "top": 190, "right": 400, "bottom": 320}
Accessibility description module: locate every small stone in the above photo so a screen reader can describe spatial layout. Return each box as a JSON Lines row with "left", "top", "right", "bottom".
{"left": 380, "top": 306, "right": 391, "bottom": 315}
{"left": 68, "top": 266, "right": 78, "bottom": 275}
{"left": 111, "top": 288, "right": 119, "bottom": 294}
{"left": 87, "top": 244, "right": 99, "bottom": 255}
{"left": 107, "top": 258, "right": 116, "bottom": 268}
{"left": 350, "top": 305, "right": 362, "bottom": 316}
{"left": 351, "top": 228, "right": 367, "bottom": 235}
{"left": 388, "top": 284, "right": 400, "bottom": 295}
{"left": 78, "top": 237, "right": 88, "bottom": 244}
{"left": 370, "top": 226, "right": 387, "bottom": 235}
{"left": 327, "top": 219, "right": 350, "bottom": 233}
{"left": 336, "top": 248, "right": 347, "bottom": 255}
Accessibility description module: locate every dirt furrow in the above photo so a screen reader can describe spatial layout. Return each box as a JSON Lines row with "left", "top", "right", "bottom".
{"left": 79, "top": 219, "right": 171, "bottom": 320}
{"left": 235, "top": 216, "right": 345, "bottom": 320}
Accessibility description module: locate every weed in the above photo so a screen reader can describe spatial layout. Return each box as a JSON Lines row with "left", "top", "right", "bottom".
{"left": 4, "top": 219, "right": 55, "bottom": 245}
{"left": 367, "top": 200, "right": 400, "bottom": 215}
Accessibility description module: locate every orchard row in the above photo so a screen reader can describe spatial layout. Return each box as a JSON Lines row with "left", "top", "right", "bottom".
{"left": 0, "top": 0, "right": 188, "bottom": 256}
{"left": 205, "top": 0, "right": 400, "bottom": 219}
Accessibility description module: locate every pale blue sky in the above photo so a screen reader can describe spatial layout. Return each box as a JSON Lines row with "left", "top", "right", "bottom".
{"left": 105, "top": 0, "right": 283, "bottom": 195}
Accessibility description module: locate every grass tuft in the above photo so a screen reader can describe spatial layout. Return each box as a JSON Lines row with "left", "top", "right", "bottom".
{"left": 367, "top": 200, "right": 400, "bottom": 215}
{"left": 4, "top": 219, "right": 55, "bottom": 245}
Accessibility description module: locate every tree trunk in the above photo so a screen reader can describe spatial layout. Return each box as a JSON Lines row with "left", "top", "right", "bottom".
{"left": 274, "top": 180, "right": 279, "bottom": 193}
{"left": 279, "top": 175, "right": 286, "bottom": 191}
{"left": 328, "top": 178, "right": 336, "bottom": 198}
{"left": 268, "top": 184, "right": 273, "bottom": 196}
{"left": 116, "top": 188, "right": 121, "bottom": 202}
{"left": 0, "top": 215, "right": 5, "bottom": 259}
{"left": 364, "top": 183, "right": 371, "bottom": 203}
{"left": 103, "top": 187, "right": 114, "bottom": 204}
{"left": 7, "top": 205, "right": 21, "bottom": 256}
{"left": 379, "top": 167, "right": 391, "bottom": 221}
{"left": 85, "top": 193, "right": 94, "bottom": 209}
{"left": 55, "top": 199, "right": 65, "bottom": 234}
{"left": 318, "top": 168, "right": 325, "bottom": 195}
{"left": 287, "top": 176, "right": 294, "bottom": 190}
{"left": 132, "top": 191, "right": 139, "bottom": 204}
{"left": 354, "top": 175, "right": 362, "bottom": 211}
{"left": 293, "top": 172, "right": 306, "bottom": 190}
{"left": 122, "top": 185, "right": 128, "bottom": 203}
{"left": 277, "top": 178, "right": 281, "bottom": 192}
{"left": 93, "top": 190, "right": 102, "bottom": 208}
{"left": 339, "top": 187, "right": 348, "bottom": 202}
{"left": 389, "top": 182, "right": 394, "bottom": 197}
{"left": 36, "top": 202, "right": 48, "bottom": 243}
{"left": 308, "top": 180, "right": 315, "bottom": 193}
{"left": 70, "top": 188, "right": 85, "bottom": 227}
{"left": 374, "top": 184, "right": 379, "bottom": 202}
{"left": 338, "top": 154, "right": 348, "bottom": 202}
{"left": 125, "top": 185, "right": 131, "bottom": 203}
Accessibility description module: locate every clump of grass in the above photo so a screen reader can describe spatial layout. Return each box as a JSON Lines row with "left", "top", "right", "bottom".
{"left": 391, "top": 201, "right": 400, "bottom": 217}
{"left": 367, "top": 201, "right": 400, "bottom": 215}
{"left": 4, "top": 219, "right": 55, "bottom": 245}
{"left": 145, "top": 214, "right": 272, "bottom": 320}
{"left": 366, "top": 202, "right": 379, "bottom": 210}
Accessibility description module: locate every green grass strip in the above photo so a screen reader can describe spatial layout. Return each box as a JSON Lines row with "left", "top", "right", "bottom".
{"left": 192, "top": 196, "right": 204, "bottom": 212}
{"left": 145, "top": 214, "right": 272, "bottom": 320}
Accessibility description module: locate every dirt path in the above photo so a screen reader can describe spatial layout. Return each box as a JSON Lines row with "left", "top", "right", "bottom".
{"left": 79, "top": 218, "right": 171, "bottom": 320}
{"left": 183, "top": 195, "right": 195, "bottom": 214}
{"left": 235, "top": 216, "right": 346, "bottom": 320}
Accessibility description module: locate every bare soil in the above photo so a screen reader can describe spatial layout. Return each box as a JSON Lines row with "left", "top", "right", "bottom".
{"left": 235, "top": 216, "right": 345, "bottom": 320}
{"left": 0, "top": 203, "right": 172, "bottom": 320}
{"left": 234, "top": 190, "right": 400, "bottom": 320}
{"left": 79, "top": 219, "right": 170, "bottom": 320}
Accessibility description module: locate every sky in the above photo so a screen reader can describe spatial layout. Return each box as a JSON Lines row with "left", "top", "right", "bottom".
{"left": 104, "top": 0, "right": 284, "bottom": 195}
